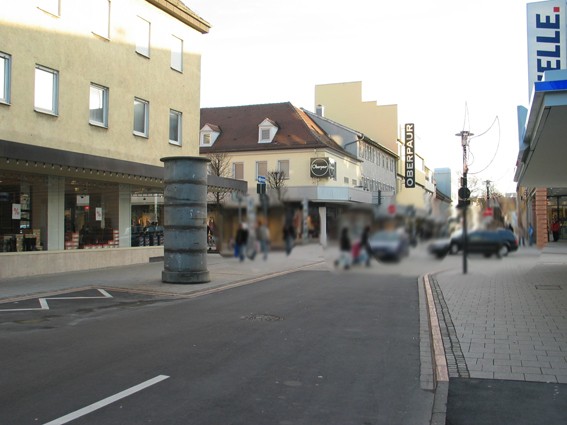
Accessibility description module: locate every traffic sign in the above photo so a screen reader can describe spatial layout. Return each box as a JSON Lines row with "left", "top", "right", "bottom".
{"left": 483, "top": 207, "right": 493, "bottom": 217}
{"left": 257, "top": 175, "right": 266, "bottom": 184}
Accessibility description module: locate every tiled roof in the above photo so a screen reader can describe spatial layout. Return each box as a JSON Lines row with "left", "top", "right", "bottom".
{"left": 199, "top": 102, "right": 353, "bottom": 157}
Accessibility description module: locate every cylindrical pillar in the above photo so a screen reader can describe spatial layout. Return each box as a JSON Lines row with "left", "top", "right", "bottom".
{"left": 161, "top": 156, "right": 210, "bottom": 284}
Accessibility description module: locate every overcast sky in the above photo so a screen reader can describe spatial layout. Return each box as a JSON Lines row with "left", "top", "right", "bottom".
{"left": 188, "top": 0, "right": 534, "bottom": 193}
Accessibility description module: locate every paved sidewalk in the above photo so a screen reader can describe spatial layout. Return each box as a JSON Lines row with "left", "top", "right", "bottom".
{"left": 429, "top": 242, "right": 567, "bottom": 425}
{"left": 432, "top": 243, "right": 567, "bottom": 384}
{"left": 0, "top": 243, "right": 329, "bottom": 301}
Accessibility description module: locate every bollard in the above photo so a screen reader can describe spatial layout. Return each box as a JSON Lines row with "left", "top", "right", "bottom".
{"left": 160, "top": 156, "right": 211, "bottom": 284}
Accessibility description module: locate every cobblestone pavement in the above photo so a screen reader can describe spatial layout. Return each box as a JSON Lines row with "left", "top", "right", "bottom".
{"left": 432, "top": 243, "right": 567, "bottom": 384}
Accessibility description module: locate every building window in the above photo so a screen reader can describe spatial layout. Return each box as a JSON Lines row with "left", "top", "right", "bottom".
{"left": 201, "top": 132, "right": 211, "bottom": 146}
{"left": 38, "top": 0, "right": 60, "bottom": 16}
{"left": 169, "top": 109, "right": 182, "bottom": 145}
{"left": 91, "top": 0, "right": 110, "bottom": 39}
{"left": 352, "top": 179, "right": 357, "bottom": 186}
{"left": 344, "top": 177, "right": 349, "bottom": 184}
{"left": 133, "top": 97, "right": 149, "bottom": 137}
{"left": 34, "top": 65, "right": 58, "bottom": 115}
{"left": 260, "top": 128, "right": 270, "bottom": 141}
{"left": 278, "top": 160, "right": 289, "bottom": 179}
{"left": 233, "top": 162, "right": 244, "bottom": 180}
{"left": 171, "top": 35, "right": 183, "bottom": 72}
{"left": 0, "top": 52, "right": 11, "bottom": 104}
{"left": 89, "top": 83, "right": 108, "bottom": 127}
{"left": 136, "top": 16, "right": 151, "bottom": 57}
{"left": 256, "top": 161, "right": 267, "bottom": 180}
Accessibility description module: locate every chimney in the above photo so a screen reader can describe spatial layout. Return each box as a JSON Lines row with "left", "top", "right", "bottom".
{"left": 315, "top": 104, "right": 325, "bottom": 117}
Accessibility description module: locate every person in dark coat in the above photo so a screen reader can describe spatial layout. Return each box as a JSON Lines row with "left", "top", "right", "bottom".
{"left": 335, "top": 227, "right": 352, "bottom": 270}
{"left": 235, "top": 223, "right": 249, "bottom": 262}
{"left": 360, "top": 225, "right": 372, "bottom": 267}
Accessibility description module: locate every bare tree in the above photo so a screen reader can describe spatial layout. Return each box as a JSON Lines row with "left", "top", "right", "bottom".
{"left": 207, "top": 152, "right": 232, "bottom": 205}
{"left": 266, "top": 170, "right": 287, "bottom": 203}
{"left": 206, "top": 152, "right": 232, "bottom": 251}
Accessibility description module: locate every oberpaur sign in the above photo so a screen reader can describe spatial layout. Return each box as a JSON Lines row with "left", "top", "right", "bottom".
{"left": 404, "top": 123, "right": 415, "bottom": 188}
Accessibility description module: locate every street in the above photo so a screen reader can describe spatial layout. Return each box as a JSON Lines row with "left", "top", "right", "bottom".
{"left": 1, "top": 267, "right": 434, "bottom": 425}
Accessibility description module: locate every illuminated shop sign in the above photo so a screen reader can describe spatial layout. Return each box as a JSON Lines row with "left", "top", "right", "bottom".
{"left": 310, "top": 157, "right": 336, "bottom": 179}
{"left": 527, "top": 0, "right": 567, "bottom": 96}
{"left": 404, "top": 123, "right": 415, "bottom": 188}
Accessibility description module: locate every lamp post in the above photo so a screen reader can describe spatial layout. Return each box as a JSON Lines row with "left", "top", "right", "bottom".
{"left": 456, "top": 130, "right": 473, "bottom": 274}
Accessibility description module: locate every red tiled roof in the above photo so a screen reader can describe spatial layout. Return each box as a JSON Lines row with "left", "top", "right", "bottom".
{"left": 199, "top": 102, "right": 349, "bottom": 155}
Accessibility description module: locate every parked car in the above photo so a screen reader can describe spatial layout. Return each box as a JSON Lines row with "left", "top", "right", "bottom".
{"left": 367, "top": 229, "right": 410, "bottom": 262}
{"left": 427, "top": 236, "right": 452, "bottom": 259}
{"left": 449, "top": 229, "right": 511, "bottom": 258}
{"left": 495, "top": 228, "right": 519, "bottom": 254}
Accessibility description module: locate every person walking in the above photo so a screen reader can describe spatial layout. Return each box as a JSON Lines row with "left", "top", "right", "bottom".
{"left": 283, "top": 221, "right": 295, "bottom": 256}
{"left": 360, "top": 225, "right": 372, "bottom": 267}
{"left": 335, "top": 227, "right": 352, "bottom": 270}
{"left": 551, "top": 218, "right": 561, "bottom": 242}
{"left": 256, "top": 219, "right": 270, "bottom": 260}
{"left": 235, "top": 223, "right": 249, "bottom": 262}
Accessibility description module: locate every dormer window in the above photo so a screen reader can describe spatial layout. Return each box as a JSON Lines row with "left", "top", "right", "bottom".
{"left": 258, "top": 118, "right": 278, "bottom": 143}
{"left": 200, "top": 124, "right": 221, "bottom": 147}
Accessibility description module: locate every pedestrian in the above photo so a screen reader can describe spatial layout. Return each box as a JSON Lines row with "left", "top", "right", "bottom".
{"left": 335, "top": 227, "right": 352, "bottom": 270}
{"left": 551, "top": 218, "right": 561, "bottom": 242}
{"left": 528, "top": 223, "right": 534, "bottom": 246}
{"left": 283, "top": 221, "right": 295, "bottom": 255}
{"left": 235, "top": 222, "right": 249, "bottom": 262}
{"left": 256, "top": 219, "right": 270, "bottom": 260}
{"left": 360, "top": 225, "right": 372, "bottom": 267}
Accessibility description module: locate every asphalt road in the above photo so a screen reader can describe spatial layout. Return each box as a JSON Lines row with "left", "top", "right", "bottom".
{"left": 0, "top": 269, "right": 433, "bottom": 425}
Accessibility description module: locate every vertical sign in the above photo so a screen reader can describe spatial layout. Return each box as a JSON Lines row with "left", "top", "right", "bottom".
{"left": 404, "top": 123, "right": 415, "bottom": 188}
{"left": 527, "top": 0, "right": 567, "bottom": 97}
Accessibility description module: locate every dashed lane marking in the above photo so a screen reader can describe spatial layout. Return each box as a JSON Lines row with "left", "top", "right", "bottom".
{"left": 43, "top": 375, "right": 169, "bottom": 425}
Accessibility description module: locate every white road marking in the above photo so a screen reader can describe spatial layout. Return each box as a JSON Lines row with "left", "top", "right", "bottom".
{"left": 43, "top": 375, "right": 170, "bottom": 425}
{"left": 0, "top": 288, "right": 113, "bottom": 312}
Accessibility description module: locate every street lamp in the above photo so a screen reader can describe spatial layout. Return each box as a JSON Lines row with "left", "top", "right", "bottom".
{"left": 456, "top": 130, "right": 473, "bottom": 274}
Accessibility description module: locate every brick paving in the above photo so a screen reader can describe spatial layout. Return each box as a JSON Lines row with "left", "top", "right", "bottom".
{"left": 433, "top": 243, "right": 567, "bottom": 384}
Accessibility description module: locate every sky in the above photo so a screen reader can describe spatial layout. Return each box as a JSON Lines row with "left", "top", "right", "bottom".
{"left": 188, "top": 0, "right": 534, "bottom": 194}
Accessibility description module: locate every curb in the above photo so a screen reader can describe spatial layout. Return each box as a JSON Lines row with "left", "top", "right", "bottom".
{"left": 421, "top": 273, "right": 449, "bottom": 424}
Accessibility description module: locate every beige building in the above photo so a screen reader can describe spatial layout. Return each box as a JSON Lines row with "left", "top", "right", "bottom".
{"left": 200, "top": 102, "right": 372, "bottom": 247}
{"left": 315, "top": 81, "right": 437, "bottom": 218}
{"left": 0, "top": 0, "right": 212, "bottom": 277}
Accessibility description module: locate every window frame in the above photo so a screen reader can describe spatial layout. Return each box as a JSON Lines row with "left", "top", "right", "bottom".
{"left": 233, "top": 162, "right": 244, "bottom": 180}
{"left": 170, "top": 35, "right": 183, "bottom": 72}
{"left": 34, "top": 65, "right": 59, "bottom": 115}
{"left": 0, "top": 52, "right": 11, "bottom": 105}
{"left": 169, "top": 109, "right": 182, "bottom": 146}
{"left": 133, "top": 97, "right": 149, "bottom": 137}
{"left": 89, "top": 83, "right": 109, "bottom": 127}
{"left": 92, "top": 0, "right": 110, "bottom": 39}
{"left": 256, "top": 161, "right": 268, "bottom": 181}
{"left": 135, "top": 16, "right": 151, "bottom": 58}
{"left": 277, "top": 159, "right": 290, "bottom": 180}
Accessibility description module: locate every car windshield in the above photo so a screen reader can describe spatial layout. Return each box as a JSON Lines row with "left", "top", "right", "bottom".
{"left": 371, "top": 231, "right": 400, "bottom": 241}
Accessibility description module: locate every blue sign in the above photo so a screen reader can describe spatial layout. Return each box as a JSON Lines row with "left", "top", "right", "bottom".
{"left": 257, "top": 175, "right": 266, "bottom": 184}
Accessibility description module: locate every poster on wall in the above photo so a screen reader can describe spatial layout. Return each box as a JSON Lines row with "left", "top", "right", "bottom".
{"left": 96, "top": 207, "right": 103, "bottom": 221}
{"left": 12, "top": 203, "right": 21, "bottom": 220}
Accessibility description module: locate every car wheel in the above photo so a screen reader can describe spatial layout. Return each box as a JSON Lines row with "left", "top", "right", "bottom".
{"left": 449, "top": 243, "right": 459, "bottom": 255}
{"left": 497, "top": 245, "right": 508, "bottom": 258}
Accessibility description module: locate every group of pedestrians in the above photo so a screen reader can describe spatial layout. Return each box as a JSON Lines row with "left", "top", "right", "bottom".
{"left": 335, "top": 225, "right": 372, "bottom": 270}
{"left": 234, "top": 219, "right": 271, "bottom": 262}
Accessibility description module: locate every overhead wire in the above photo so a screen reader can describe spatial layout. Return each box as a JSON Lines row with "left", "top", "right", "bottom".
{"left": 468, "top": 116, "right": 501, "bottom": 175}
